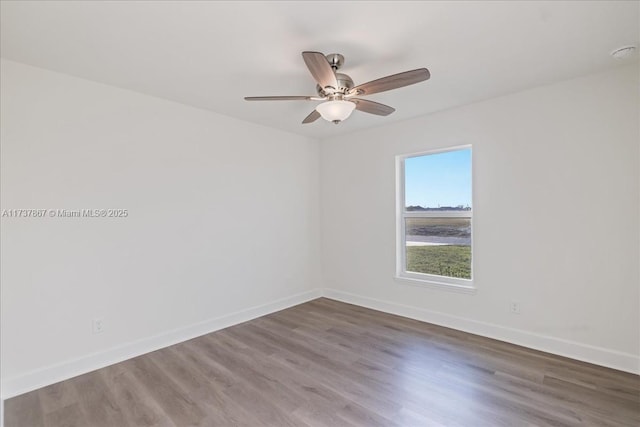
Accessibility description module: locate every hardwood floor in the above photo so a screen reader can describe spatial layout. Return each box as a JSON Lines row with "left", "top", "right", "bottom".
{"left": 5, "top": 298, "right": 640, "bottom": 426}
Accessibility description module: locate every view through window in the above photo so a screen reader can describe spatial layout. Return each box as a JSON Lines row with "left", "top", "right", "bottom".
{"left": 399, "top": 147, "right": 472, "bottom": 285}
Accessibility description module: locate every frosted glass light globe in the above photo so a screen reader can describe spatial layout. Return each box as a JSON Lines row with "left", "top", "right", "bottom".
{"left": 316, "top": 100, "right": 356, "bottom": 123}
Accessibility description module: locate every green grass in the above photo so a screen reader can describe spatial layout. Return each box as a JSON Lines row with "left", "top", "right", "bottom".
{"left": 406, "top": 245, "right": 471, "bottom": 279}
{"left": 405, "top": 217, "right": 471, "bottom": 238}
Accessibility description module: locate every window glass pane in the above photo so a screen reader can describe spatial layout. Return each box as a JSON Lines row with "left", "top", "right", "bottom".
{"left": 405, "top": 149, "right": 472, "bottom": 211}
{"left": 405, "top": 217, "right": 471, "bottom": 279}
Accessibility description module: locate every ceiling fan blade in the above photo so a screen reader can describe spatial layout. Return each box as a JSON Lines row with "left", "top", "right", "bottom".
{"left": 350, "top": 68, "right": 430, "bottom": 96}
{"left": 302, "top": 109, "right": 321, "bottom": 124}
{"left": 351, "top": 98, "right": 395, "bottom": 116}
{"left": 244, "top": 96, "right": 313, "bottom": 101}
{"left": 302, "top": 51, "right": 338, "bottom": 90}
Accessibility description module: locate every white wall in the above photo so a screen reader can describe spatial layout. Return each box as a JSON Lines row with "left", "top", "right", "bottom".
{"left": 320, "top": 65, "right": 640, "bottom": 372}
{"left": 1, "top": 58, "right": 638, "bottom": 404}
{"left": 0, "top": 59, "right": 321, "bottom": 397}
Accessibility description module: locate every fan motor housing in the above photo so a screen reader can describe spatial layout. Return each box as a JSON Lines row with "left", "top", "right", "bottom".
{"left": 316, "top": 73, "right": 354, "bottom": 97}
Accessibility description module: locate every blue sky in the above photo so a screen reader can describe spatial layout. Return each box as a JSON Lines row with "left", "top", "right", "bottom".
{"left": 404, "top": 148, "right": 472, "bottom": 208}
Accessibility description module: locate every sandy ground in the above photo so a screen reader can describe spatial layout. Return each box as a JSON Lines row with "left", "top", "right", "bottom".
{"left": 406, "top": 241, "right": 448, "bottom": 246}
{"left": 406, "top": 235, "right": 471, "bottom": 246}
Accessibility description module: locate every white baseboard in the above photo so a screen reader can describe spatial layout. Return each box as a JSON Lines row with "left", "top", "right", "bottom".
{"left": 0, "top": 288, "right": 323, "bottom": 400}
{"left": 2, "top": 286, "right": 637, "bottom": 409}
{"left": 322, "top": 288, "right": 640, "bottom": 375}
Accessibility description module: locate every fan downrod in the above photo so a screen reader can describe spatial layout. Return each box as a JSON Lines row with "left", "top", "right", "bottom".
{"left": 326, "top": 53, "right": 344, "bottom": 70}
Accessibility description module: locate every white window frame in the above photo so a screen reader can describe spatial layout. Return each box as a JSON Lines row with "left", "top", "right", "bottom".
{"left": 395, "top": 145, "right": 475, "bottom": 293}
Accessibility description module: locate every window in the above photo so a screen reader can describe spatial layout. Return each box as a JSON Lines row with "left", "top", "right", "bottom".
{"left": 396, "top": 146, "right": 473, "bottom": 291}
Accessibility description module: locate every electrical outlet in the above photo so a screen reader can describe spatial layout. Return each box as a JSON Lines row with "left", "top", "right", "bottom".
{"left": 92, "top": 318, "right": 104, "bottom": 334}
{"left": 510, "top": 301, "right": 521, "bottom": 314}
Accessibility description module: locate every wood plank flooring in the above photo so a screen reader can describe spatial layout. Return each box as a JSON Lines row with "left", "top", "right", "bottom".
{"left": 5, "top": 298, "right": 640, "bottom": 426}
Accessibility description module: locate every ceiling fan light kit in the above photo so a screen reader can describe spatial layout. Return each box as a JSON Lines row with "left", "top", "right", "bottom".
{"left": 245, "top": 51, "right": 430, "bottom": 125}
{"left": 316, "top": 99, "right": 356, "bottom": 123}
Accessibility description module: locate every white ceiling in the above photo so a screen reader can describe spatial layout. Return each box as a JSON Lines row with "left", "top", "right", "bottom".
{"left": 1, "top": 1, "right": 638, "bottom": 139}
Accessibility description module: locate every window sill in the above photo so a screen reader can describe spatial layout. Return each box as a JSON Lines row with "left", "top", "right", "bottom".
{"left": 394, "top": 274, "right": 477, "bottom": 294}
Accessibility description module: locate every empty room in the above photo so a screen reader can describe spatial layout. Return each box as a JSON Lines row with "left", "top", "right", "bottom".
{"left": 1, "top": 1, "right": 638, "bottom": 426}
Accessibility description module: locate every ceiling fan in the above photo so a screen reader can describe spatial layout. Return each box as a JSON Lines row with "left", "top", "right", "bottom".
{"left": 245, "top": 51, "right": 430, "bottom": 124}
